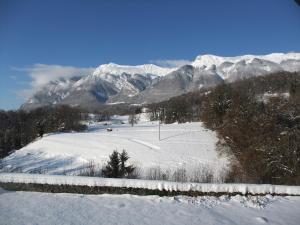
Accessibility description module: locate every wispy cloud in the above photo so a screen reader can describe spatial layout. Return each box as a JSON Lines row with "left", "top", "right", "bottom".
{"left": 13, "top": 64, "right": 95, "bottom": 99}
{"left": 9, "top": 75, "right": 17, "bottom": 80}
{"left": 150, "top": 59, "right": 192, "bottom": 68}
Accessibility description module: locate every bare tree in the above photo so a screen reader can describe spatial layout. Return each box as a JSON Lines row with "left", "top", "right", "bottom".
{"left": 128, "top": 114, "right": 139, "bottom": 127}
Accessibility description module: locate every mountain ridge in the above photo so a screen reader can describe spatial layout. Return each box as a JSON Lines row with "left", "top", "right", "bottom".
{"left": 21, "top": 52, "right": 300, "bottom": 110}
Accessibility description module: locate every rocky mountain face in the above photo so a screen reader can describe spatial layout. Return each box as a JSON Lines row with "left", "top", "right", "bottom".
{"left": 21, "top": 53, "right": 300, "bottom": 110}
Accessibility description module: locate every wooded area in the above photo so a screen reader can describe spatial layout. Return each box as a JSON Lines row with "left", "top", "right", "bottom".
{"left": 0, "top": 105, "right": 86, "bottom": 158}
{"left": 147, "top": 72, "right": 300, "bottom": 185}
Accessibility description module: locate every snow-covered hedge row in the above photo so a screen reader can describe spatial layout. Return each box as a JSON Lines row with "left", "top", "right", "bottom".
{"left": 1, "top": 173, "right": 300, "bottom": 195}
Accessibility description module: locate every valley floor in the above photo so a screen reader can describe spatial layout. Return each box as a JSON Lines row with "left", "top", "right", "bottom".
{"left": 1, "top": 188, "right": 300, "bottom": 225}
{"left": 0, "top": 117, "right": 229, "bottom": 181}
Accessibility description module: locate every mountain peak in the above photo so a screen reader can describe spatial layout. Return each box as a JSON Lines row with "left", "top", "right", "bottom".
{"left": 93, "top": 63, "right": 176, "bottom": 77}
{"left": 192, "top": 54, "right": 226, "bottom": 68}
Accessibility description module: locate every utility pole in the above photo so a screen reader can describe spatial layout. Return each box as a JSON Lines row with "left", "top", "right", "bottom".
{"left": 158, "top": 108, "right": 165, "bottom": 141}
{"left": 159, "top": 120, "right": 160, "bottom": 141}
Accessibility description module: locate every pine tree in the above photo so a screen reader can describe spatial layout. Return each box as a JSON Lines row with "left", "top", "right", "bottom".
{"left": 120, "top": 150, "right": 135, "bottom": 177}
{"left": 102, "top": 150, "right": 136, "bottom": 178}
{"left": 102, "top": 150, "right": 121, "bottom": 178}
{"left": 119, "top": 150, "right": 128, "bottom": 176}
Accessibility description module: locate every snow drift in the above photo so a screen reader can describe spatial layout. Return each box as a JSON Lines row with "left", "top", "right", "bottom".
{"left": 1, "top": 173, "right": 300, "bottom": 196}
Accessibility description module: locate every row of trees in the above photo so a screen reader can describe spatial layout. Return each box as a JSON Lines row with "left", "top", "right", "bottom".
{"left": 147, "top": 94, "right": 201, "bottom": 124}
{"left": 147, "top": 72, "right": 300, "bottom": 185}
{"left": 0, "top": 105, "right": 86, "bottom": 158}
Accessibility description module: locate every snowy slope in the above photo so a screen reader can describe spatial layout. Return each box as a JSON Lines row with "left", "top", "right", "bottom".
{"left": 0, "top": 120, "right": 229, "bottom": 181}
{"left": 1, "top": 188, "right": 300, "bottom": 225}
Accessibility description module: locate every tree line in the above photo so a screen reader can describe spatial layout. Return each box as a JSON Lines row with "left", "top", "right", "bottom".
{"left": 0, "top": 105, "right": 86, "bottom": 158}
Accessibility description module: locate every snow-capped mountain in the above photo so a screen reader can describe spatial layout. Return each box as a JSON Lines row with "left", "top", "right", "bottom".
{"left": 192, "top": 53, "right": 300, "bottom": 79}
{"left": 21, "top": 53, "right": 300, "bottom": 110}
{"left": 125, "top": 65, "right": 224, "bottom": 104}
{"left": 192, "top": 53, "right": 300, "bottom": 68}
{"left": 93, "top": 63, "right": 176, "bottom": 77}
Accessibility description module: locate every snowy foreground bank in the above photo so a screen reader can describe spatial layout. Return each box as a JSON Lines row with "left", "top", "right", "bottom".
{"left": 1, "top": 173, "right": 300, "bottom": 196}
{"left": 1, "top": 188, "right": 300, "bottom": 225}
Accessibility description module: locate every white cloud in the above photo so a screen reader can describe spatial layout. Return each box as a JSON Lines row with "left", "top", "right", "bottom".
{"left": 13, "top": 64, "right": 95, "bottom": 99}
{"left": 150, "top": 59, "right": 192, "bottom": 68}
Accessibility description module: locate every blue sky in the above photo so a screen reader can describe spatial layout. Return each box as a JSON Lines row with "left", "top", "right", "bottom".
{"left": 0, "top": 0, "right": 299, "bottom": 110}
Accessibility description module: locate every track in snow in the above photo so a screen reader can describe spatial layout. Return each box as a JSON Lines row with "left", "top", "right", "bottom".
{"left": 0, "top": 120, "right": 229, "bottom": 180}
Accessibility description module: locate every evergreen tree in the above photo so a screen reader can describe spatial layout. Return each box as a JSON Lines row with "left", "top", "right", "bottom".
{"left": 102, "top": 150, "right": 136, "bottom": 178}
{"left": 119, "top": 149, "right": 128, "bottom": 175}
{"left": 120, "top": 150, "right": 135, "bottom": 177}
{"left": 102, "top": 150, "right": 121, "bottom": 178}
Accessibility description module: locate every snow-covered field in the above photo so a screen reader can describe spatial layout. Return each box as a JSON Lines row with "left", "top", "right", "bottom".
{"left": 0, "top": 115, "right": 229, "bottom": 181}
{"left": 1, "top": 188, "right": 300, "bottom": 225}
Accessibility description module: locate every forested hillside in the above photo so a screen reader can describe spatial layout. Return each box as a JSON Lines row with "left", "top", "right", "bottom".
{"left": 148, "top": 72, "right": 300, "bottom": 185}
{"left": 0, "top": 106, "right": 86, "bottom": 158}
